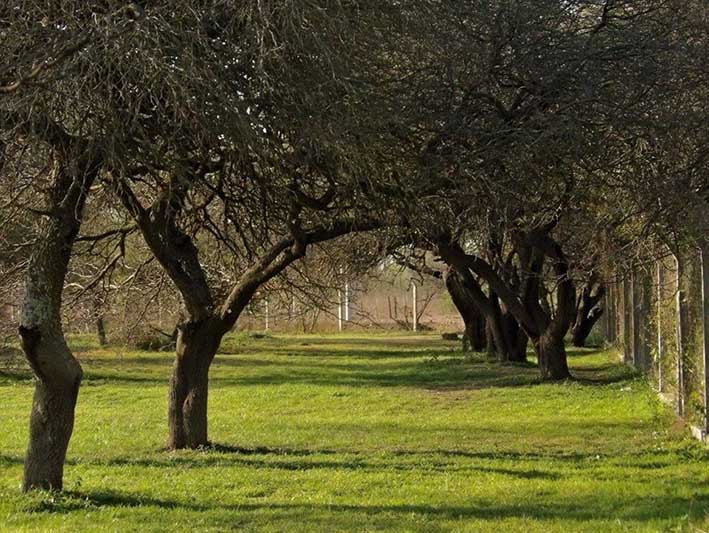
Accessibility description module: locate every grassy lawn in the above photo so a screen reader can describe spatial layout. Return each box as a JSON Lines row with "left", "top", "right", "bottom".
{"left": 1, "top": 333, "right": 708, "bottom": 532}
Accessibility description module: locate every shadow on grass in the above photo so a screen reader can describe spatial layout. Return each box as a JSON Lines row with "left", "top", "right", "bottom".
{"left": 0, "top": 453, "right": 23, "bottom": 466}
{"left": 3, "top": 339, "right": 637, "bottom": 392}
{"left": 67, "top": 436, "right": 709, "bottom": 473}
{"left": 571, "top": 364, "right": 639, "bottom": 385}
{"left": 5, "top": 359, "right": 636, "bottom": 393}
{"left": 35, "top": 488, "right": 708, "bottom": 526}
{"left": 206, "top": 443, "right": 340, "bottom": 456}
{"left": 0, "top": 370, "right": 34, "bottom": 383}
{"left": 86, "top": 452, "right": 562, "bottom": 480}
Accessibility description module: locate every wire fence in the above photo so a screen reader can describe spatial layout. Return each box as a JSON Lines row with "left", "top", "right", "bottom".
{"left": 602, "top": 243, "right": 709, "bottom": 439}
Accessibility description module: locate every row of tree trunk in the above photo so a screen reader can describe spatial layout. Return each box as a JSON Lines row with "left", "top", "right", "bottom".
{"left": 442, "top": 259, "right": 604, "bottom": 370}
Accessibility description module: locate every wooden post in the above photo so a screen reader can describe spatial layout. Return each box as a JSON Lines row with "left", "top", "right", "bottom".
{"left": 412, "top": 282, "right": 418, "bottom": 332}
{"left": 675, "top": 253, "right": 687, "bottom": 416}
{"left": 619, "top": 278, "right": 624, "bottom": 356}
{"left": 700, "top": 240, "right": 709, "bottom": 433}
{"left": 620, "top": 275, "right": 628, "bottom": 361}
{"left": 657, "top": 260, "right": 664, "bottom": 392}
{"left": 631, "top": 268, "right": 640, "bottom": 367}
{"left": 602, "top": 284, "right": 611, "bottom": 342}
{"left": 623, "top": 274, "right": 634, "bottom": 365}
{"left": 608, "top": 282, "right": 615, "bottom": 343}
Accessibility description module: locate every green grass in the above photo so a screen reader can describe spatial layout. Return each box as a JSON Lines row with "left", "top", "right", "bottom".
{"left": 1, "top": 333, "right": 707, "bottom": 532}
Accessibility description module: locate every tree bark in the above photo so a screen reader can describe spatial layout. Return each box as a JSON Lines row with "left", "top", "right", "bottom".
{"left": 501, "top": 310, "right": 528, "bottom": 362}
{"left": 19, "top": 148, "right": 99, "bottom": 490}
{"left": 485, "top": 320, "right": 496, "bottom": 358}
{"left": 168, "top": 318, "right": 224, "bottom": 450}
{"left": 488, "top": 294, "right": 525, "bottom": 362}
{"left": 464, "top": 317, "right": 486, "bottom": 352}
{"left": 534, "top": 333, "right": 571, "bottom": 380}
{"left": 20, "top": 326, "right": 82, "bottom": 491}
{"left": 96, "top": 317, "right": 107, "bottom": 346}
{"left": 571, "top": 276, "right": 605, "bottom": 347}
{"left": 445, "top": 266, "right": 528, "bottom": 361}
{"left": 571, "top": 306, "right": 603, "bottom": 347}
{"left": 445, "top": 269, "right": 486, "bottom": 352}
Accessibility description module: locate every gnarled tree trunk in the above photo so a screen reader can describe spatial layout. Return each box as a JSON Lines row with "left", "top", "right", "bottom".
{"left": 438, "top": 229, "right": 574, "bottom": 381}
{"left": 445, "top": 267, "right": 528, "bottom": 361}
{"left": 485, "top": 320, "right": 496, "bottom": 358}
{"left": 20, "top": 149, "right": 99, "bottom": 490}
{"left": 445, "top": 269, "right": 486, "bottom": 352}
{"left": 571, "top": 276, "right": 605, "bottom": 347}
{"left": 571, "top": 308, "right": 603, "bottom": 347}
{"left": 486, "top": 296, "right": 515, "bottom": 362}
{"left": 501, "top": 310, "right": 528, "bottom": 363}
{"left": 534, "top": 333, "right": 571, "bottom": 381}
{"left": 168, "top": 318, "right": 224, "bottom": 450}
{"left": 20, "top": 326, "right": 82, "bottom": 491}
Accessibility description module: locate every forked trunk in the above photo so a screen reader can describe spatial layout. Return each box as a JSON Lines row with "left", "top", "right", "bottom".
{"left": 534, "top": 333, "right": 571, "bottom": 381}
{"left": 462, "top": 313, "right": 486, "bottom": 352}
{"left": 571, "top": 308, "right": 602, "bottom": 347}
{"left": 501, "top": 311, "right": 528, "bottom": 363}
{"left": 571, "top": 280, "right": 604, "bottom": 347}
{"left": 486, "top": 296, "right": 527, "bottom": 363}
{"left": 445, "top": 269, "right": 486, "bottom": 352}
{"left": 168, "top": 319, "right": 223, "bottom": 450}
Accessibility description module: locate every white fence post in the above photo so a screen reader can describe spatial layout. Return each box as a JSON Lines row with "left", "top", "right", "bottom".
{"left": 412, "top": 282, "right": 418, "bottom": 332}
{"left": 337, "top": 289, "right": 343, "bottom": 332}
{"left": 265, "top": 298, "right": 270, "bottom": 331}
{"left": 344, "top": 281, "right": 350, "bottom": 322}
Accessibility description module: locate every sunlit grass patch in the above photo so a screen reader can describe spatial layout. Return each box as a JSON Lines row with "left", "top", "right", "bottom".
{"left": 0, "top": 333, "right": 707, "bottom": 531}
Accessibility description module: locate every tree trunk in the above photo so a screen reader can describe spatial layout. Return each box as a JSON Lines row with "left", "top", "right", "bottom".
{"left": 19, "top": 149, "right": 99, "bottom": 491}
{"left": 485, "top": 320, "right": 496, "bottom": 358}
{"left": 468, "top": 317, "right": 486, "bottom": 351}
{"left": 488, "top": 295, "right": 527, "bottom": 362}
{"left": 502, "top": 311, "right": 528, "bottom": 363}
{"left": 571, "top": 307, "right": 603, "bottom": 347}
{"left": 168, "top": 318, "right": 223, "bottom": 450}
{"left": 20, "top": 326, "right": 82, "bottom": 491}
{"left": 534, "top": 333, "right": 571, "bottom": 380}
{"left": 445, "top": 268, "right": 487, "bottom": 352}
{"left": 96, "top": 317, "right": 107, "bottom": 346}
{"left": 571, "top": 278, "right": 605, "bottom": 347}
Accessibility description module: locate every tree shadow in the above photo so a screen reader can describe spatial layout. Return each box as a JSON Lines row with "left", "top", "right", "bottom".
{"left": 571, "top": 364, "right": 639, "bottom": 385}
{"left": 84, "top": 448, "right": 561, "bottom": 480}
{"left": 205, "top": 443, "right": 340, "bottom": 456}
{"left": 0, "top": 334, "right": 638, "bottom": 393}
{"left": 0, "top": 453, "right": 24, "bottom": 465}
{"left": 39, "top": 488, "right": 709, "bottom": 526}
{"left": 0, "top": 369, "right": 34, "bottom": 383}
{"left": 3, "top": 347, "right": 638, "bottom": 392}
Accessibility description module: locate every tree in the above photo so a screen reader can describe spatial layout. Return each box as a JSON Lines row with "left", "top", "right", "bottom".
{"left": 101, "top": 2, "right": 397, "bottom": 449}
{"left": 0, "top": 124, "right": 103, "bottom": 490}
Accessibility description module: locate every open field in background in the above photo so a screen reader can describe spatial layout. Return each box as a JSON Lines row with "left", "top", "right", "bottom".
{"left": 1, "top": 333, "right": 708, "bottom": 532}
